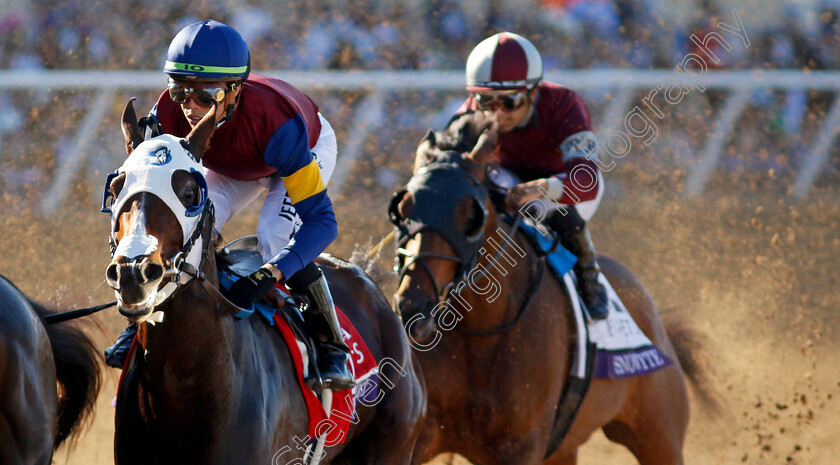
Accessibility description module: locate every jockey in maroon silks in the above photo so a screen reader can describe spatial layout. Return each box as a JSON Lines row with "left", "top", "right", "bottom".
{"left": 451, "top": 31, "right": 609, "bottom": 320}
{"left": 106, "top": 20, "right": 354, "bottom": 390}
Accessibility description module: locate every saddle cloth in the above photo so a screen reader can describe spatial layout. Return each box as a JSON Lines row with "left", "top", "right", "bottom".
{"left": 266, "top": 297, "right": 379, "bottom": 445}
{"left": 215, "top": 236, "right": 380, "bottom": 442}
{"left": 217, "top": 273, "right": 380, "bottom": 445}
{"left": 518, "top": 221, "right": 672, "bottom": 379}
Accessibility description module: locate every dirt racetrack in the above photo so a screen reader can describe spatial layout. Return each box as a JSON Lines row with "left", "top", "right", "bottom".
{"left": 2, "top": 162, "right": 837, "bottom": 464}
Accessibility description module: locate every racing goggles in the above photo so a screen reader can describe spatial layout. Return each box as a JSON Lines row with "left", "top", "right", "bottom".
{"left": 474, "top": 91, "right": 529, "bottom": 112}
{"left": 167, "top": 79, "right": 232, "bottom": 107}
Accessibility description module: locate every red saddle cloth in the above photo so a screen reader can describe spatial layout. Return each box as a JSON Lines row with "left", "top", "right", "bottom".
{"left": 273, "top": 306, "right": 379, "bottom": 446}
{"left": 116, "top": 306, "right": 379, "bottom": 447}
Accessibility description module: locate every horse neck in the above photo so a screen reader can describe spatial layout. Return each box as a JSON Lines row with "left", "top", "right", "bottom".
{"left": 449, "top": 216, "right": 537, "bottom": 327}
{"left": 136, "top": 254, "right": 235, "bottom": 383}
{"left": 123, "top": 254, "right": 305, "bottom": 452}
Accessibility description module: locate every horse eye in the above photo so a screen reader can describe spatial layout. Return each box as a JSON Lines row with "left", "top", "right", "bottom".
{"left": 464, "top": 211, "right": 483, "bottom": 236}
{"left": 459, "top": 198, "right": 485, "bottom": 238}
{"left": 181, "top": 185, "right": 198, "bottom": 207}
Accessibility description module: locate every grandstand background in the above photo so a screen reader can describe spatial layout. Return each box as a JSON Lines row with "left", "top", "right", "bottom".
{"left": 0, "top": 1, "right": 838, "bottom": 464}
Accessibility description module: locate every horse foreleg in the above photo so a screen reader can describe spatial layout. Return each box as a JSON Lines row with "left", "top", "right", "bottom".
{"left": 410, "top": 416, "right": 444, "bottom": 465}
{"left": 354, "top": 369, "right": 427, "bottom": 465}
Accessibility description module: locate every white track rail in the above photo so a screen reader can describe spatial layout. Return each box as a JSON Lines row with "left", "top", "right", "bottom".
{"left": 0, "top": 69, "right": 833, "bottom": 213}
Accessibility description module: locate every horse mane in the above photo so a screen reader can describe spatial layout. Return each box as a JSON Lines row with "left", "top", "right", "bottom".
{"left": 414, "top": 111, "right": 496, "bottom": 175}
{"left": 319, "top": 253, "right": 380, "bottom": 285}
{"left": 29, "top": 299, "right": 102, "bottom": 449}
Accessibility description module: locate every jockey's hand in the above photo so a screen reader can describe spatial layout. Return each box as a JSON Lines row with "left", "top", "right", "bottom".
{"left": 229, "top": 266, "right": 278, "bottom": 308}
{"left": 505, "top": 178, "right": 549, "bottom": 211}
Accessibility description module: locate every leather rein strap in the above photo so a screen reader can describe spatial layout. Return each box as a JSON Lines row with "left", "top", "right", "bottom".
{"left": 169, "top": 203, "right": 255, "bottom": 319}
{"left": 176, "top": 259, "right": 255, "bottom": 319}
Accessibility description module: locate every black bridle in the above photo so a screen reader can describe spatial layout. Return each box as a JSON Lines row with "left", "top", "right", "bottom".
{"left": 390, "top": 152, "right": 488, "bottom": 301}
{"left": 391, "top": 155, "right": 544, "bottom": 335}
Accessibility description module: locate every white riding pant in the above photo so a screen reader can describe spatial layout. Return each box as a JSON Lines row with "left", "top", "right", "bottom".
{"left": 204, "top": 113, "right": 337, "bottom": 262}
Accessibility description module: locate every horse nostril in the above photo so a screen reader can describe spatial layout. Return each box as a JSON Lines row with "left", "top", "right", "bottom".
{"left": 106, "top": 263, "right": 119, "bottom": 285}
{"left": 139, "top": 261, "right": 164, "bottom": 282}
{"left": 407, "top": 311, "right": 437, "bottom": 343}
{"left": 395, "top": 295, "right": 414, "bottom": 315}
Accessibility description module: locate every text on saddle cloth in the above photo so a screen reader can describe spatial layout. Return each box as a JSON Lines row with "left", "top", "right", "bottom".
{"left": 588, "top": 277, "right": 673, "bottom": 378}
{"left": 271, "top": 302, "right": 381, "bottom": 446}
{"left": 516, "top": 223, "right": 672, "bottom": 379}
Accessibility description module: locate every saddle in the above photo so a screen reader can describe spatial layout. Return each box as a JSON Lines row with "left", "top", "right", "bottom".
{"left": 215, "top": 236, "right": 323, "bottom": 388}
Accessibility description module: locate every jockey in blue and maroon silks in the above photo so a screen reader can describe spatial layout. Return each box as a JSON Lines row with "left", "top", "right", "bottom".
{"left": 451, "top": 31, "right": 609, "bottom": 320}
{"left": 106, "top": 20, "right": 354, "bottom": 390}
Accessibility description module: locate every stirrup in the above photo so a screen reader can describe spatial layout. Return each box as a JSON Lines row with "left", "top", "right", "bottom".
{"left": 318, "top": 346, "right": 355, "bottom": 391}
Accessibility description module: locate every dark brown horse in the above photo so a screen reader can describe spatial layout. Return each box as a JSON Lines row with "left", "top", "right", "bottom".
{"left": 391, "top": 113, "right": 694, "bottom": 465}
{"left": 0, "top": 273, "right": 101, "bottom": 464}
{"left": 106, "top": 100, "right": 425, "bottom": 464}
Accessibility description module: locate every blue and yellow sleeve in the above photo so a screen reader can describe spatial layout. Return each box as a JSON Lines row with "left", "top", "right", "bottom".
{"left": 264, "top": 114, "right": 337, "bottom": 278}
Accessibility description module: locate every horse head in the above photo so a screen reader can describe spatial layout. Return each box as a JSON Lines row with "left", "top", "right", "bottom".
{"left": 103, "top": 99, "right": 216, "bottom": 321}
{"left": 391, "top": 112, "right": 498, "bottom": 343}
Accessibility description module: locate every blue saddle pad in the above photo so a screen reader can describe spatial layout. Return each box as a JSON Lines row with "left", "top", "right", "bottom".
{"left": 517, "top": 221, "right": 578, "bottom": 277}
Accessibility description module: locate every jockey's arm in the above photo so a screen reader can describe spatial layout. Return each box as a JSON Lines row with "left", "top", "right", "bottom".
{"left": 263, "top": 115, "right": 338, "bottom": 281}
{"left": 506, "top": 130, "right": 602, "bottom": 210}
{"left": 543, "top": 156, "right": 602, "bottom": 206}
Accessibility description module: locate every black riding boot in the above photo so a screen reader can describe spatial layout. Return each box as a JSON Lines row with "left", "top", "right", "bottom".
{"left": 104, "top": 323, "right": 138, "bottom": 368}
{"left": 287, "top": 263, "right": 355, "bottom": 391}
{"left": 546, "top": 208, "right": 609, "bottom": 320}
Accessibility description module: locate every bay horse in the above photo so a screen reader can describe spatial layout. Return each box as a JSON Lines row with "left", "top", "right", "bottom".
{"left": 0, "top": 273, "right": 101, "bottom": 464}
{"left": 106, "top": 100, "right": 425, "bottom": 464}
{"left": 391, "top": 112, "right": 695, "bottom": 465}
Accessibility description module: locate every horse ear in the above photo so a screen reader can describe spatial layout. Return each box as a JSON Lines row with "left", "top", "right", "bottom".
{"left": 467, "top": 125, "right": 498, "bottom": 166}
{"left": 414, "top": 130, "right": 439, "bottom": 173}
{"left": 183, "top": 104, "right": 217, "bottom": 161}
{"left": 121, "top": 98, "right": 145, "bottom": 155}
{"left": 421, "top": 129, "right": 436, "bottom": 147}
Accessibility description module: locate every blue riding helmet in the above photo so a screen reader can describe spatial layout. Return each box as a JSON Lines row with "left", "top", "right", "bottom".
{"left": 164, "top": 20, "right": 250, "bottom": 82}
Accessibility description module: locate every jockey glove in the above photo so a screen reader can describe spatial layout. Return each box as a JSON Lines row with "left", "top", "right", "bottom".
{"left": 229, "top": 266, "right": 277, "bottom": 308}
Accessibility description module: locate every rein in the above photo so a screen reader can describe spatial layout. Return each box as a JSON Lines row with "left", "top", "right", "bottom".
{"left": 155, "top": 201, "right": 255, "bottom": 319}
{"left": 175, "top": 259, "right": 255, "bottom": 319}
{"left": 108, "top": 198, "right": 255, "bottom": 321}
{"left": 43, "top": 300, "right": 118, "bottom": 325}
{"left": 456, "top": 255, "right": 545, "bottom": 336}
{"left": 396, "top": 249, "right": 461, "bottom": 303}
{"left": 453, "top": 215, "right": 546, "bottom": 336}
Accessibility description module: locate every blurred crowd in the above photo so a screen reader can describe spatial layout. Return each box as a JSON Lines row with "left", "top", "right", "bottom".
{"left": 0, "top": 0, "right": 838, "bottom": 211}
{"left": 2, "top": 0, "right": 840, "bottom": 72}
